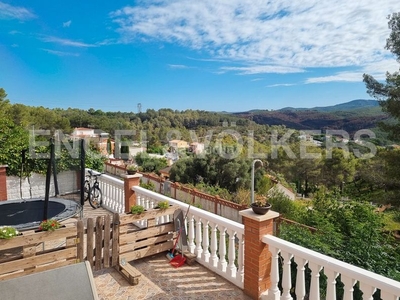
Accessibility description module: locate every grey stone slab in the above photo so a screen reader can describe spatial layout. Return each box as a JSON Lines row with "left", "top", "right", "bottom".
{"left": 0, "top": 261, "right": 98, "bottom": 300}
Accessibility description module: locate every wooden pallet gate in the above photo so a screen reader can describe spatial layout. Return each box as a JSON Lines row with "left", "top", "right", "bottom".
{"left": 0, "top": 225, "right": 78, "bottom": 281}
{"left": 0, "top": 206, "right": 180, "bottom": 285}
{"left": 116, "top": 205, "right": 179, "bottom": 284}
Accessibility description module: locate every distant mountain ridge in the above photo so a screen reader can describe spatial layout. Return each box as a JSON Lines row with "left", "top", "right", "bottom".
{"left": 279, "top": 99, "right": 379, "bottom": 112}
{"left": 234, "top": 99, "right": 388, "bottom": 133}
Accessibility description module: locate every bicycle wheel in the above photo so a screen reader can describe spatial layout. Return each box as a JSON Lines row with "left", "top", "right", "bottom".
{"left": 89, "top": 185, "right": 102, "bottom": 209}
{"left": 84, "top": 180, "right": 90, "bottom": 202}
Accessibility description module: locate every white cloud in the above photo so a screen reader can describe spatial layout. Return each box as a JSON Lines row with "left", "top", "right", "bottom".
{"left": 41, "top": 36, "right": 97, "bottom": 48}
{"left": 96, "top": 39, "right": 117, "bottom": 46}
{"left": 168, "top": 64, "right": 189, "bottom": 69}
{"left": 110, "top": 0, "right": 398, "bottom": 76}
{"left": 63, "top": 20, "right": 72, "bottom": 28}
{"left": 305, "top": 72, "right": 362, "bottom": 84}
{"left": 221, "top": 65, "right": 304, "bottom": 75}
{"left": 305, "top": 58, "right": 399, "bottom": 83}
{"left": 42, "top": 49, "right": 79, "bottom": 57}
{"left": 268, "top": 83, "right": 297, "bottom": 87}
{"left": 0, "top": 2, "right": 36, "bottom": 20}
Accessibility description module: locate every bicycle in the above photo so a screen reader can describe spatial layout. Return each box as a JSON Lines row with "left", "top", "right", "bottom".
{"left": 84, "top": 170, "right": 103, "bottom": 209}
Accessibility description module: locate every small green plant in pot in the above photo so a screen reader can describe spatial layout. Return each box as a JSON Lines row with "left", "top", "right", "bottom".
{"left": 126, "top": 164, "right": 138, "bottom": 175}
{"left": 130, "top": 204, "right": 145, "bottom": 215}
{"left": 156, "top": 200, "right": 170, "bottom": 210}
{"left": 39, "top": 219, "right": 61, "bottom": 231}
{"left": 0, "top": 226, "right": 20, "bottom": 239}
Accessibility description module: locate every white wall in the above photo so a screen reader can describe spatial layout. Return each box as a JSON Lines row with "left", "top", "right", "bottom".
{"left": 6, "top": 171, "right": 78, "bottom": 200}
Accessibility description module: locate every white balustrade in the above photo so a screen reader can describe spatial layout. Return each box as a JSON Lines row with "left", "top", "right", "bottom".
{"left": 83, "top": 173, "right": 400, "bottom": 298}
{"left": 87, "top": 169, "right": 124, "bottom": 213}
{"left": 263, "top": 235, "right": 400, "bottom": 300}
{"left": 133, "top": 186, "right": 245, "bottom": 288}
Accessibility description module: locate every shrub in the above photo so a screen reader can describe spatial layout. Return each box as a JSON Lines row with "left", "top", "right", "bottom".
{"left": 0, "top": 226, "right": 19, "bottom": 239}
{"left": 39, "top": 219, "right": 61, "bottom": 231}
{"left": 157, "top": 200, "right": 169, "bottom": 209}
{"left": 130, "top": 205, "right": 145, "bottom": 215}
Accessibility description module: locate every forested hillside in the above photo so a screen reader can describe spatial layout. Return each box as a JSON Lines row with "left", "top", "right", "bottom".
{"left": 234, "top": 101, "right": 389, "bottom": 134}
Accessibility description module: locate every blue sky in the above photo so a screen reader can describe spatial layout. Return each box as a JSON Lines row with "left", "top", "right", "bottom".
{"left": 0, "top": 1, "right": 398, "bottom": 113}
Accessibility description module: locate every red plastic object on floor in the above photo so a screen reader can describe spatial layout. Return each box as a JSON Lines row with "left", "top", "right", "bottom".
{"left": 170, "top": 254, "right": 186, "bottom": 268}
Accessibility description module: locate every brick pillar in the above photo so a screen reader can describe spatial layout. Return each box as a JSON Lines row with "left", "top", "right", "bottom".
{"left": 0, "top": 165, "right": 8, "bottom": 201}
{"left": 239, "top": 208, "right": 280, "bottom": 299}
{"left": 122, "top": 173, "right": 143, "bottom": 213}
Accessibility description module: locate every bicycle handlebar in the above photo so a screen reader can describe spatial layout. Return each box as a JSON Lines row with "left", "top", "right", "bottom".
{"left": 87, "top": 170, "right": 103, "bottom": 178}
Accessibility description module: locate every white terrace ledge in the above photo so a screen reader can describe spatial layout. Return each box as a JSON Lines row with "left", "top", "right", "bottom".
{"left": 263, "top": 235, "right": 400, "bottom": 300}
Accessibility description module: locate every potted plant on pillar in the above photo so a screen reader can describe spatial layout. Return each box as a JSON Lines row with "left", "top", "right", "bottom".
{"left": 126, "top": 164, "right": 138, "bottom": 175}
{"left": 250, "top": 196, "right": 272, "bottom": 215}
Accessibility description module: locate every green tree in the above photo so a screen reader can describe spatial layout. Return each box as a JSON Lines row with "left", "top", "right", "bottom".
{"left": 363, "top": 13, "right": 400, "bottom": 140}
{"left": 0, "top": 118, "right": 29, "bottom": 175}
{"left": 0, "top": 88, "right": 11, "bottom": 117}
{"left": 321, "top": 148, "right": 356, "bottom": 190}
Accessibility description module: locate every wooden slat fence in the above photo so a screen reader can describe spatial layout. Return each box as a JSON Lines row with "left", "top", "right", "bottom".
{"left": 0, "top": 225, "right": 78, "bottom": 281}
{"left": 118, "top": 205, "right": 178, "bottom": 262}
{"left": 81, "top": 214, "right": 119, "bottom": 271}
{"left": 0, "top": 208, "right": 179, "bottom": 281}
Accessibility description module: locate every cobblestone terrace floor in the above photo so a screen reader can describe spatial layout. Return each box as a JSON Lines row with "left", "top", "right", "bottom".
{"left": 93, "top": 253, "right": 250, "bottom": 300}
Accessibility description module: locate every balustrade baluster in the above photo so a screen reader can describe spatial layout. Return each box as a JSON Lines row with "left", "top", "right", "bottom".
{"left": 379, "top": 291, "right": 398, "bottom": 300}
{"left": 227, "top": 229, "right": 237, "bottom": 278}
{"left": 324, "top": 268, "right": 339, "bottom": 300}
{"left": 269, "top": 246, "right": 281, "bottom": 300}
{"left": 358, "top": 283, "right": 375, "bottom": 300}
{"left": 188, "top": 214, "right": 195, "bottom": 253}
{"left": 159, "top": 205, "right": 165, "bottom": 224}
{"left": 341, "top": 275, "right": 356, "bottom": 300}
{"left": 107, "top": 181, "right": 111, "bottom": 206}
{"left": 105, "top": 181, "right": 109, "bottom": 209}
{"left": 113, "top": 184, "right": 117, "bottom": 212}
{"left": 144, "top": 197, "right": 150, "bottom": 210}
{"left": 118, "top": 188, "right": 123, "bottom": 213}
{"left": 294, "top": 257, "right": 307, "bottom": 300}
{"left": 101, "top": 181, "right": 107, "bottom": 208}
{"left": 195, "top": 216, "right": 203, "bottom": 258}
{"left": 218, "top": 226, "right": 227, "bottom": 272}
{"left": 237, "top": 232, "right": 244, "bottom": 284}
{"left": 281, "top": 251, "right": 293, "bottom": 300}
{"left": 308, "top": 262, "right": 322, "bottom": 300}
{"left": 202, "top": 220, "right": 210, "bottom": 262}
{"left": 106, "top": 181, "right": 111, "bottom": 209}
{"left": 100, "top": 181, "right": 106, "bottom": 208}
{"left": 209, "top": 221, "right": 218, "bottom": 268}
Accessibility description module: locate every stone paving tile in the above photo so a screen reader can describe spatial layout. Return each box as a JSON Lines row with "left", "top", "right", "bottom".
{"left": 93, "top": 253, "right": 251, "bottom": 300}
